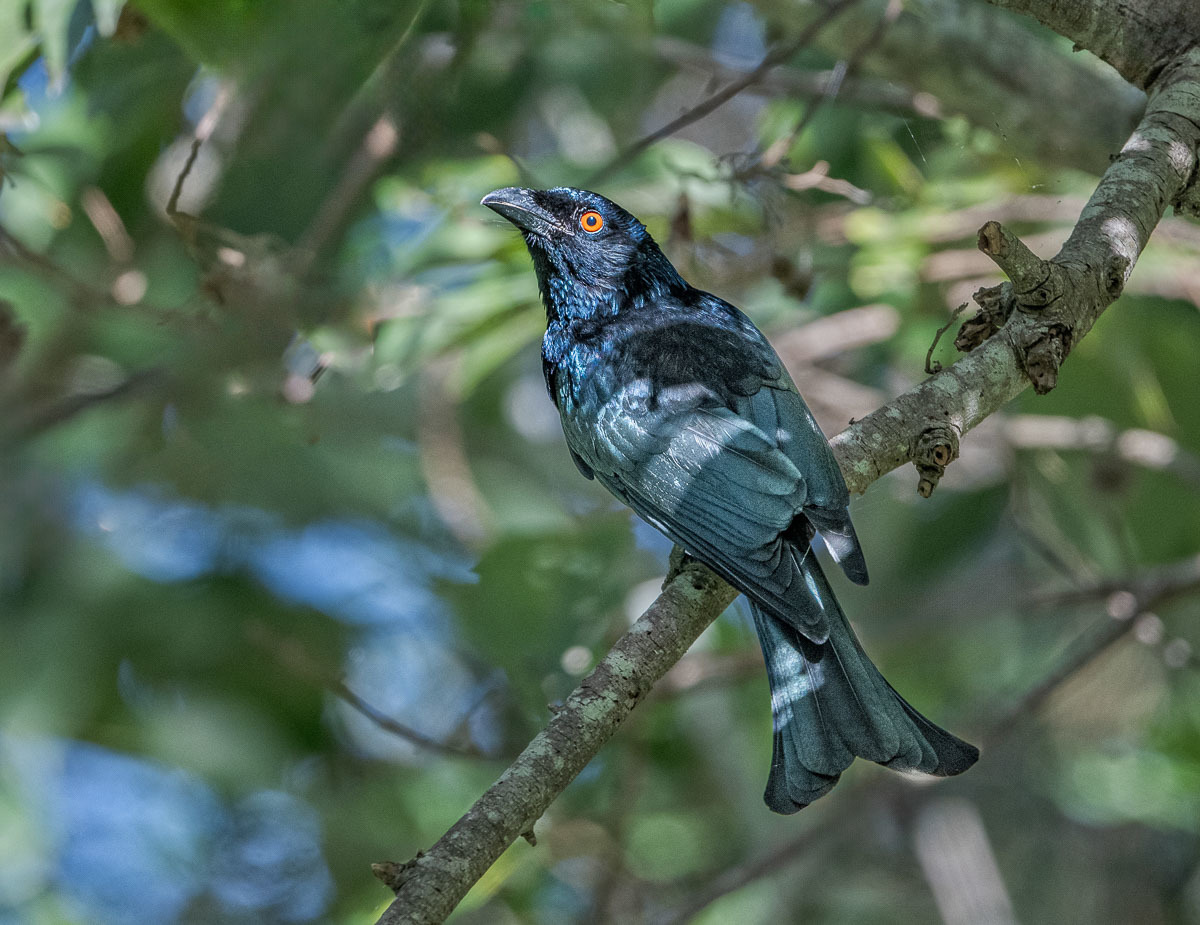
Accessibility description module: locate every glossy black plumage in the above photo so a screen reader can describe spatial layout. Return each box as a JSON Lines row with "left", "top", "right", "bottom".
{"left": 483, "top": 186, "right": 978, "bottom": 812}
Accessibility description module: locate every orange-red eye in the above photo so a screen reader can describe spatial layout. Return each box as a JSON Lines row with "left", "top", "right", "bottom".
{"left": 579, "top": 210, "right": 604, "bottom": 233}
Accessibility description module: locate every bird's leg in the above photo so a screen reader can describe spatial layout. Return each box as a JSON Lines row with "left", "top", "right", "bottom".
{"left": 665, "top": 545, "right": 700, "bottom": 586}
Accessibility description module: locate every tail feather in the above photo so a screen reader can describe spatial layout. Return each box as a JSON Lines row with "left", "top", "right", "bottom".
{"left": 881, "top": 679, "right": 981, "bottom": 777}
{"left": 751, "top": 556, "right": 978, "bottom": 814}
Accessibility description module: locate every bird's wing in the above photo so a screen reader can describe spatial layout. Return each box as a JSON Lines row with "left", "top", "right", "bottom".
{"left": 768, "top": 380, "right": 868, "bottom": 586}
{"left": 566, "top": 319, "right": 846, "bottom": 640}
{"left": 589, "top": 382, "right": 832, "bottom": 640}
{"left": 556, "top": 294, "right": 871, "bottom": 637}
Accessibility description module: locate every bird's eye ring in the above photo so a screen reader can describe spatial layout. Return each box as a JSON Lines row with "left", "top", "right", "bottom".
{"left": 579, "top": 210, "right": 604, "bottom": 234}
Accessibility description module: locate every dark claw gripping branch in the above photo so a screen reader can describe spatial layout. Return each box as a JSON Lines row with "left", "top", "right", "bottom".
{"left": 483, "top": 186, "right": 978, "bottom": 812}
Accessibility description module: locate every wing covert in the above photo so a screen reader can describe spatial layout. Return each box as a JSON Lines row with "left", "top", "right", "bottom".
{"left": 568, "top": 378, "right": 831, "bottom": 640}
{"left": 557, "top": 299, "right": 867, "bottom": 631}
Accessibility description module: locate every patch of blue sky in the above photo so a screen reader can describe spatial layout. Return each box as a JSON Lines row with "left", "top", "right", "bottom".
{"left": 335, "top": 628, "right": 504, "bottom": 761}
{"left": 71, "top": 481, "right": 474, "bottom": 632}
{"left": 711, "top": 2, "right": 767, "bottom": 64}
{"left": 0, "top": 735, "right": 334, "bottom": 925}
{"left": 246, "top": 519, "right": 465, "bottom": 632}
{"left": 72, "top": 482, "right": 225, "bottom": 583}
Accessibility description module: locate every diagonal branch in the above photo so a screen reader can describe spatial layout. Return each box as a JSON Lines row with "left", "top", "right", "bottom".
{"left": 374, "top": 41, "right": 1200, "bottom": 925}
{"left": 375, "top": 554, "right": 738, "bottom": 923}
{"left": 838, "top": 46, "right": 1200, "bottom": 495}
{"left": 587, "top": 0, "right": 859, "bottom": 185}
{"left": 246, "top": 622, "right": 489, "bottom": 760}
{"left": 9, "top": 368, "right": 163, "bottom": 439}
{"left": 757, "top": 0, "right": 902, "bottom": 172}
{"left": 652, "top": 36, "right": 937, "bottom": 117}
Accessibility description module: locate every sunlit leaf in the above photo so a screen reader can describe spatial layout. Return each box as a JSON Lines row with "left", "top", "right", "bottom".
{"left": 33, "top": 0, "right": 74, "bottom": 88}
{"left": 92, "top": 0, "right": 126, "bottom": 36}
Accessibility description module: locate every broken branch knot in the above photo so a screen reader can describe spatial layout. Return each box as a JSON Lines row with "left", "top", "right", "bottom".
{"left": 913, "top": 423, "right": 960, "bottom": 498}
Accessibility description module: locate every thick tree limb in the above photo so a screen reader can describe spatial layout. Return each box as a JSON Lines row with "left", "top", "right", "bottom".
{"left": 375, "top": 36, "right": 1200, "bottom": 925}
{"left": 374, "top": 558, "right": 738, "bottom": 923}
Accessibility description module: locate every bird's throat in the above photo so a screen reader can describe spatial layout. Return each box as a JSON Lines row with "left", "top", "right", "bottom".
{"left": 530, "top": 246, "right": 684, "bottom": 324}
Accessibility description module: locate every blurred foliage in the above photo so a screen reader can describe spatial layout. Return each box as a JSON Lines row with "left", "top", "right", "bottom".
{"left": 1, "top": 1, "right": 1199, "bottom": 923}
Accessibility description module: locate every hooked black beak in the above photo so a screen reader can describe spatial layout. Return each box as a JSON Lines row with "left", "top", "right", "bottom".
{"left": 481, "top": 187, "right": 571, "bottom": 236}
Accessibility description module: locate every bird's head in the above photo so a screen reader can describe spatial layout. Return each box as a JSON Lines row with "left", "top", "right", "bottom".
{"left": 482, "top": 186, "right": 684, "bottom": 320}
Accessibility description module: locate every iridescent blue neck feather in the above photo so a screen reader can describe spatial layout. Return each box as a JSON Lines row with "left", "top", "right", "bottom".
{"left": 527, "top": 231, "right": 685, "bottom": 323}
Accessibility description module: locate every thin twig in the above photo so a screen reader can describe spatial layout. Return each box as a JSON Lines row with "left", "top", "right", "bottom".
{"left": 587, "top": 0, "right": 859, "bottom": 185}
{"left": 329, "top": 674, "right": 490, "bottom": 760}
{"left": 1028, "top": 554, "right": 1200, "bottom": 609}
{"left": 166, "top": 138, "right": 202, "bottom": 219}
{"left": 654, "top": 815, "right": 839, "bottom": 925}
{"left": 764, "top": 0, "right": 902, "bottom": 172}
{"left": 324, "top": 0, "right": 435, "bottom": 159}
{"left": 247, "top": 621, "right": 489, "bottom": 760}
{"left": 0, "top": 224, "right": 110, "bottom": 309}
{"left": 982, "top": 556, "right": 1200, "bottom": 742}
{"left": 294, "top": 114, "right": 401, "bottom": 278}
{"left": 925, "top": 303, "right": 968, "bottom": 375}
{"left": 1007, "top": 476, "right": 1099, "bottom": 585}
{"left": 725, "top": 0, "right": 900, "bottom": 186}
{"left": 166, "top": 81, "right": 231, "bottom": 223}
{"left": 10, "top": 368, "right": 162, "bottom": 439}
{"left": 653, "top": 36, "right": 937, "bottom": 117}
{"left": 0, "top": 222, "right": 211, "bottom": 329}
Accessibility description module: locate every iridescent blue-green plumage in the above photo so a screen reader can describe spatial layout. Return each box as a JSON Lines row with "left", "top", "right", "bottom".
{"left": 483, "top": 186, "right": 978, "bottom": 813}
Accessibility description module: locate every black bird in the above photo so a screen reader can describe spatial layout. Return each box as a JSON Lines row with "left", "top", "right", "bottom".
{"left": 482, "top": 186, "right": 978, "bottom": 812}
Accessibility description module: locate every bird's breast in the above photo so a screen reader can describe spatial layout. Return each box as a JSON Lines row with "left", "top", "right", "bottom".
{"left": 542, "top": 319, "right": 618, "bottom": 408}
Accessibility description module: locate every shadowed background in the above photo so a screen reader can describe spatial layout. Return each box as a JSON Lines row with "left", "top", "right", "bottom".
{"left": 1, "top": 1, "right": 1199, "bottom": 923}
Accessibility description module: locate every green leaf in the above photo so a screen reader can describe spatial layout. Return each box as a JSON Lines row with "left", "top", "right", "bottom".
{"left": 92, "top": 0, "right": 125, "bottom": 35}
{"left": 33, "top": 0, "right": 75, "bottom": 89}
{"left": 0, "top": 5, "right": 37, "bottom": 95}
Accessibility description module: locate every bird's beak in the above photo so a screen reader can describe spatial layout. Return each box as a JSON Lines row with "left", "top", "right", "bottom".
{"left": 481, "top": 187, "right": 571, "bottom": 236}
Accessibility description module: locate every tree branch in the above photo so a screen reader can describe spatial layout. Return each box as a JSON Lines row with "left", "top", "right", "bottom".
{"left": 8, "top": 368, "right": 163, "bottom": 439}
{"left": 373, "top": 558, "right": 738, "bottom": 922}
{"left": 652, "top": 36, "right": 939, "bottom": 118}
{"left": 246, "top": 622, "right": 490, "bottom": 760}
{"left": 982, "top": 554, "right": 1200, "bottom": 743}
{"left": 587, "top": 0, "right": 858, "bottom": 185}
{"left": 374, "top": 40, "right": 1200, "bottom": 925}
{"left": 844, "top": 46, "right": 1200, "bottom": 494}
{"left": 750, "top": 0, "right": 903, "bottom": 176}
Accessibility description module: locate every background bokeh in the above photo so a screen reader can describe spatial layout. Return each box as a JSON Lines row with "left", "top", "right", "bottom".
{"left": 2, "top": 1, "right": 1199, "bottom": 923}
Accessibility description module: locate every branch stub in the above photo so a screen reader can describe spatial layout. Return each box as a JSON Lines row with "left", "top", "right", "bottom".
{"left": 1022, "top": 324, "right": 1072, "bottom": 395}
{"left": 372, "top": 856, "right": 422, "bottom": 894}
{"left": 913, "top": 423, "right": 960, "bottom": 497}
{"left": 955, "top": 284, "right": 1015, "bottom": 353}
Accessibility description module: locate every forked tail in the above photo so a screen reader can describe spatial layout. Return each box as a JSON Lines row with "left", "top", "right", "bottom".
{"left": 750, "top": 556, "right": 978, "bottom": 813}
